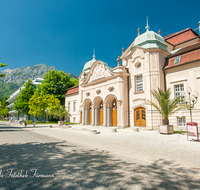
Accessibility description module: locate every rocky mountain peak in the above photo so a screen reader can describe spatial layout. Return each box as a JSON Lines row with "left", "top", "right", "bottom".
{"left": 0, "top": 63, "right": 77, "bottom": 84}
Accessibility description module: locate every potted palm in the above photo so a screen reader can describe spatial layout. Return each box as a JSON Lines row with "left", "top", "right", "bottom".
{"left": 146, "top": 88, "right": 184, "bottom": 134}
{"left": 51, "top": 105, "right": 71, "bottom": 126}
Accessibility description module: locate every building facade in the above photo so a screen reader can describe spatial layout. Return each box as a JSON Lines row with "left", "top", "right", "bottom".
{"left": 65, "top": 22, "right": 200, "bottom": 130}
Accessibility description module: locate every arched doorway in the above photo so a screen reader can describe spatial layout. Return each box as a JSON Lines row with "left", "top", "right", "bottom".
{"left": 104, "top": 94, "right": 118, "bottom": 127}
{"left": 99, "top": 101, "right": 103, "bottom": 126}
{"left": 80, "top": 111, "right": 82, "bottom": 124}
{"left": 112, "top": 99, "right": 117, "bottom": 127}
{"left": 89, "top": 103, "right": 92, "bottom": 125}
{"left": 83, "top": 99, "right": 92, "bottom": 125}
{"left": 134, "top": 107, "right": 146, "bottom": 127}
{"left": 93, "top": 97, "right": 103, "bottom": 126}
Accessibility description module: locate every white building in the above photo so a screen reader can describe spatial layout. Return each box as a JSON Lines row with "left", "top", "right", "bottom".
{"left": 65, "top": 22, "right": 200, "bottom": 130}
{"left": 6, "top": 78, "right": 43, "bottom": 119}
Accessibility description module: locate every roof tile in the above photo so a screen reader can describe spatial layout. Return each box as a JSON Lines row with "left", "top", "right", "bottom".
{"left": 65, "top": 85, "right": 79, "bottom": 95}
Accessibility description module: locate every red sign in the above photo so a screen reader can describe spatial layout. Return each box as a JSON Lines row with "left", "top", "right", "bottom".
{"left": 186, "top": 122, "right": 199, "bottom": 142}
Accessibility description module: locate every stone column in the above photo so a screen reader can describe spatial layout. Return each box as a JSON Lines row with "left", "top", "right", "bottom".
{"left": 82, "top": 108, "right": 85, "bottom": 125}
{"left": 107, "top": 107, "right": 112, "bottom": 127}
{"left": 85, "top": 109, "right": 89, "bottom": 125}
{"left": 103, "top": 104, "right": 107, "bottom": 127}
{"left": 92, "top": 105, "right": 95, "bottom": 126}
{"left": 117, "top": 101, "right": 121, "bottom": 128}
{"left": 95, "top": 108, "right": 98, "bottom": 126}
{"left": 96, "top": 108, "right": 100, "bottom": 126}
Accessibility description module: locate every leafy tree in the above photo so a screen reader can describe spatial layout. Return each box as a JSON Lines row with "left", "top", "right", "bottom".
{"left": 38, "top": 70, "right": 79, "bottom": 105}
{"left": 146, "top": 88, "right": 184, "bottom": 125}
{"left": 0, "top": 63, "right": 8, "bottom": 77}
{"left": 0, "top": 96, "right": 9, "bottom": 117}
{"left": 14, "top": 79, "right": 36, "bottom": 117}
{"left": 51, "top": 104, "right": 70, "bottom": 122}
{"left": 69, "top": 78, "right": 79, "bottom": 86}
{"left": 28, "top": 91, "right": 60, "bottom": 117}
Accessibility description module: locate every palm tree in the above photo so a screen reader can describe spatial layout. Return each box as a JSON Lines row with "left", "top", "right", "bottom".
{"left": 51, "top": 104, "right": 70, "bottom": 124}
{"left": 146, "top": 88, "right": 184, "bottom": 125}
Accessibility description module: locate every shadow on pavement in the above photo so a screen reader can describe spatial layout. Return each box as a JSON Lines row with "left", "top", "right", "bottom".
{"left": 0, "top": 140, "right": 200, "bottom": 190}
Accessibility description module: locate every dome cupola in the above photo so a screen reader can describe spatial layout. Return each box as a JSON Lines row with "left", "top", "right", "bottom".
{"left": 132, "top": 23, "right": 168, "bottom": 52}
{"left": 83, "top": 52, "right": 96, "bottom": 72}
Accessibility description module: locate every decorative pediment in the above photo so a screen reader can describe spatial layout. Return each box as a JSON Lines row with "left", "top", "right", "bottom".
{"left": 87, "top": 62, "right": 113, "bottom": 83}
{"left": 131, "top": 48, "right": 145, "bottom": 63}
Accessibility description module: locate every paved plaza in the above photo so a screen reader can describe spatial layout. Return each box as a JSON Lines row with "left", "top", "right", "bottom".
{"left": 0, "top": 121, "right": 200, "bottom": 189}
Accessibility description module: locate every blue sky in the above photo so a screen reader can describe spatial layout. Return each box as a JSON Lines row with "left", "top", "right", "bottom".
{"left": 0, "top": 0, "right": 199, "bottom": 76}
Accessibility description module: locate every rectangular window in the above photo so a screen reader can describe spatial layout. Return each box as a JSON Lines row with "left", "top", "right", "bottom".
{"left": 136, "top": 75, "right": 143, "bottom": 92}
{"left": 174, "top": 84, "right": 184, "bottom": 103}
{"left": 73, "top": 102, "right": 76, "bottom": 112}
{"left": 68, "top": 103, "right": 70, "bottom": 112}
{"left": 178, "top": 117, "right": 186, "bottom": 127}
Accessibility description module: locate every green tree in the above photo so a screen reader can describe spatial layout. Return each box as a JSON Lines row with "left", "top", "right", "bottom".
{"left": 0, "top": 63, "right": 8, "bottom": 77}
{"left": 14, "top": 79, "right": 36, "bottom": 117}
{"left": 0, "top": 96, "right": 9, "bottom": 117}
{"left": 38, "top": 70, "right": 78, "bottom": 105}
{"left": 69, "top": 78, "right": 79, "bottom": 86}
{"left": 51, "top": 104, "right": 70, "bottom": 122}
{"left": 146, "top": 88, "right": 184, "bottom": 125}
{"left": 28, "top": 91, "right": 60, "bottom": 117}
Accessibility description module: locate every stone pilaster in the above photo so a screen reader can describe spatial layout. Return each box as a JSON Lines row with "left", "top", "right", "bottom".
{"left": 103, "top": 104, "right": 107, "bottom": 127}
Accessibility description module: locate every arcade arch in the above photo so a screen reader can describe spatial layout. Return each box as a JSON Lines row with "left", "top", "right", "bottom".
{"left": 93, "top": 97, "right": 103, "bottom": 126}
{"left": 83, "top": 98, "right": 92, "bottom": 125}
{"left": 104, "top": 94, "right": 118, "bottom": 127}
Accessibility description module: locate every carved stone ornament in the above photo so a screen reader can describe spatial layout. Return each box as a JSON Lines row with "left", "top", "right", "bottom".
{"left": 96, "top": 89, "right": 101, "bottom": 94}
{"left": 89, "top": 63, "right": 111, "bottom": 83}
{"left": 86, "top": 92, "right": 90, "bottom": 96}
{"left": 135, "top": 62, "right": 141, "bottom": 68}
{"left": 108, "top": 86, "right": 114, "bottom": 92}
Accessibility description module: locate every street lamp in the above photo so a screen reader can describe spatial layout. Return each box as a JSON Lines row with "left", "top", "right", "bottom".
{"left": 184, "top": 87, "right": 199, "bottom": 123}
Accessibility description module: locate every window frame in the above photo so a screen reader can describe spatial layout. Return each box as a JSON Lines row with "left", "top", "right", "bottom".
{"left": 73, "top": 102, "right": 76, "bottom": 112}
{"left": 68, "top": 102, "right": 70, "bottom": 112}
{"left": 178, "top": 117, "right": 186, "bottom": 127}
{"left": 174, "top": 84, "right": 184, "bottom": 103}
{"left": 135, "top": 75, "right": 143, "bottom": 92}
{"left": 174, "top": 55, "right": 181, "bottom": 65}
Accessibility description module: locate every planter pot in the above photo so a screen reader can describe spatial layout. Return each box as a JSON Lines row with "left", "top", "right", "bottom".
{"left": 58, "top": 121, "right": 64, "bottom": 126}
{"left": 159, "top": 125, "right": 173, "bottom": 135}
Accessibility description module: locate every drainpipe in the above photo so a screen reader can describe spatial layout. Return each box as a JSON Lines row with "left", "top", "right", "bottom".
{"left": 163, "top": 58, "right": 168, "bottom": 92}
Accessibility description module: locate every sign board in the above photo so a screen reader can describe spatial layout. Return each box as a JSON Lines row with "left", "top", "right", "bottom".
{"left": 186, "top": 122, "right": 199, "bottom": 141}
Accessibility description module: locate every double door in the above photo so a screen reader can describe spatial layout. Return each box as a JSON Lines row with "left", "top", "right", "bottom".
{"left": 134, "top": 107, "right": 146, "bottom": 127}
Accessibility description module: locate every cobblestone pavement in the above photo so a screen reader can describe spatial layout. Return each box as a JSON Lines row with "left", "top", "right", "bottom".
{"left": 0, "top": 122, "right": 200, "bottom": 189}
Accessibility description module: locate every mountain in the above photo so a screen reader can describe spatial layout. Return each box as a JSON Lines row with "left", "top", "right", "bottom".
{"left": 0, "top": 63, "right": 78, "bottom": 98}
{"left": 0, "top": 63, "right": 78, "bottom": 84}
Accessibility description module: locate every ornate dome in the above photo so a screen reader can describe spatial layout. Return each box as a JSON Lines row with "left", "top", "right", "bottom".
{"left": 83, "top": 53, "right": 112, "bottom": 72}
{"left": 132, "top": 25, "right": 168, "bottom": 52}
{"left": 83, "top": 54, "right": 96, "bottom": 71}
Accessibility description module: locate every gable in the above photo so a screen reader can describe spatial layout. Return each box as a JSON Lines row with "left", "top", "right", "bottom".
{"left": 87, "top": 61, "right": 113, "bottom": 84}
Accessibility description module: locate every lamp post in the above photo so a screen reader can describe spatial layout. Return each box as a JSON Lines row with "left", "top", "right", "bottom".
{"left": 184, "top": 87, "right": 199, "bottom": 123}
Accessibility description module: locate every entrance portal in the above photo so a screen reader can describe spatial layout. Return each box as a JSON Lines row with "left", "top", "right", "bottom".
{"left": 99, "top": 101, "right": 103, "bottom": 126}
{"left": 112, "top": 99, "right": 117, "bottom": 127}
{"left": 89, "top": 104, "right": 92, "bottom": 125}
{"left": 134, "top": 107, "right": 146, "bottom": 127}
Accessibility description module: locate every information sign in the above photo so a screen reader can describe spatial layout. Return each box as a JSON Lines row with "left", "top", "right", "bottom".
{"left": 186, "top": 122, "right": 199, "bottom": 141}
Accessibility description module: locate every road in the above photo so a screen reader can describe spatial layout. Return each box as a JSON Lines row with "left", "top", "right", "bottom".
{"left": 0, "top": 122, "right": 200, "bottom": 190}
